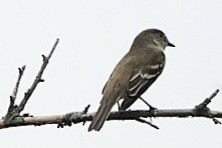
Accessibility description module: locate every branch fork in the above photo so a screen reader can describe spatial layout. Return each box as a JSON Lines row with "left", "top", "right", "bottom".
{"left": 3, "top": 39, "right": 59, "bottom": 125}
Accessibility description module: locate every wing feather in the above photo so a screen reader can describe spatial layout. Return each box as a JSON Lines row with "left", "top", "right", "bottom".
{"left": 128, "top": 63, "right": 164, "bottom": 97}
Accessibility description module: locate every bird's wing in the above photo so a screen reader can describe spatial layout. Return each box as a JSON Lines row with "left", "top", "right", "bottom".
{"left": 120, "top": 62, "right": 164, "bottom": 110}
{"left": 128, "top": 63, "right": 164, "bottom": 97}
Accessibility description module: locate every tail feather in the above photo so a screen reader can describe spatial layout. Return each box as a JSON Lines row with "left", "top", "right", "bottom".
{"left": 88, "top": 103, "right": 113, "bottom": 131}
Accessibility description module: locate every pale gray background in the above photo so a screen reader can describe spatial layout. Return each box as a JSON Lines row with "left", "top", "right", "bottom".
{"left": 0, "top": 0, "right": 222, "bottom": 147}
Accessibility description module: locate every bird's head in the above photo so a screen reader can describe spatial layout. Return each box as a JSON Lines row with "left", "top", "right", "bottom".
{"left": 132, "top": 29, "right": 175, "bottom": 50}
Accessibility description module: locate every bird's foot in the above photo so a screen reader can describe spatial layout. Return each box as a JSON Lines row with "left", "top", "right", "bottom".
{"left": 139, "top": 97, "right": 158, "bottom": 111}
{"left": 149, "top": 105, "right": 157, "bottom": 112}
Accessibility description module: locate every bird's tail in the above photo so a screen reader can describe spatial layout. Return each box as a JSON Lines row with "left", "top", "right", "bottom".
{"left": 88, "top": 102, "right": 113, "bottom": 132}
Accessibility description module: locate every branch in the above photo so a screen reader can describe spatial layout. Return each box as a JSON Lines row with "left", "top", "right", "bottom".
{"left": 0, "top": 90, "right": 221, "bottom": 129}
{"left": 4, "top": 66, "right": 26, "bottom": 123}
{"left": 3, "top": 39, "right": 59, "bottom": 124}
{"left": 134, "top": 118, "right": 159, "bottom": 129}
{"left": 0, "top": 108, "right": 221, "bottom": 129}
{"left": 19, "top": 39, "right": 59, "bottom": 111}
{"left": 195, "top": 89, "right": 219, "bottom": 111}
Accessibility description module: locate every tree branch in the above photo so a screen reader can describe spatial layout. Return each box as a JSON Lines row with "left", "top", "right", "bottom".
{"left": 195, "top": 89, "right": 219, "bottom": 111}
{"left": 0, "top": 89, "right": 221, "bottom": 129}
{"left": 4, "top": 66, "right": 26, "bottom": 123}
{"left": 0, "top": 108, "right": 221, "bottom": 129}
{"left": 3, "top": 39, "right": 59, "bottom": 125}
{"left": 18, "top": 39, "right": 59, "bottom": 112}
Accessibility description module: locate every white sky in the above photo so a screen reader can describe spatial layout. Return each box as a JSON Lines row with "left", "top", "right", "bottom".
{"left": 0, "top": 0, "right": 222, "bottom": 147}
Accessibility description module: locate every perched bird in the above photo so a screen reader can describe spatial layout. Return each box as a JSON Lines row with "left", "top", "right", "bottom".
{"left": 88, "top": 29, "right": 175, "bottom": 131}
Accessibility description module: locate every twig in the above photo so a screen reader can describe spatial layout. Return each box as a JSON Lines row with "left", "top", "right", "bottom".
{"left": 4, "top": 66, "right": 26, "bottom": 123}
{"left": 213, "top": 118, "right": 221, "bottom": 124}
{"left": 134, "top": 118, "right": 159, "bottom": 129}
{"left": 82, "top": 105, "right": 90, "bottom": 114}
{"left": 82, "top": 105, "right": 90, "bottom": 125}
{"left": 10, "top": 66, "right": 26, "bottom": 107}
{"left": 3, "top": 39, "right": 59, "bottom": 124}
{"left": 18, "top": 39, "right": 59, "bottom": 112}
{"left": 195, "top": 89, "right": 219, "bottom": 110}
{"left": 12, "top": 66, "right": 26, "bottom": 99}
{"left": 193, "top": 89, "right": 220, "bottom": 125}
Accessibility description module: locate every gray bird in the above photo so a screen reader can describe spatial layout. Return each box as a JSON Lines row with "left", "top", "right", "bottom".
{"left": 88, "top": 29, "right": 175, "bottom": 131}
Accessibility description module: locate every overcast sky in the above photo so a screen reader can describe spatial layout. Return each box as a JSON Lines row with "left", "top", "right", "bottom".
{"left": 0, "top": 0, "right": 222, "bottom": 147}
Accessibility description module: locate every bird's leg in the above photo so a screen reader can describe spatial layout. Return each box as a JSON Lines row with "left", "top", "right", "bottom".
{"left": 117, "top": 101, "right": 121, "bottom": 111}
{"left": 139, "top": 97, "right": 157, "bottom": 111}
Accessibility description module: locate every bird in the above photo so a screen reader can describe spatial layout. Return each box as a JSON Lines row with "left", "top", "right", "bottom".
{"left": 88, "top": 29, "right": 175, "bottom": 131}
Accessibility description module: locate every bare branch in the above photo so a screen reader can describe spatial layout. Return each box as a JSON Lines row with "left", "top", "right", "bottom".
{"left": 0, "top": 107, "right": 221, "bottom": 129}
{"left": 10, "top": 66, "right": 26, "bottom": 107}
{"left": 1, "top": 87, "right": 221, "bottom": 130}
{"left": 4, "top": 65, "right": 26, "bottom": 123}
{"left": 213, "top": 118, "right": 222, "bottom": 124}
{"left": 134, "top": 118, "right": 159, "bottom": 129}
{"left": 82, "top": 105, "right": 90, "bottom": 114}
{"left": 12, "top": 66, "right": 26, "bottom": 99}
{"left": 195, "top": 89, "right": 219, "bottom": 111}
{"left": 3, "top": 39, "right": 59, "bottom": 124}
{"left": 18, "top": 39, "right": 59, "bottom": 112}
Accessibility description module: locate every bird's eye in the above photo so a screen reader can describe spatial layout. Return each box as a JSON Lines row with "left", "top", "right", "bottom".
{"left": 159, "top": 33, "right": 164, "bottom": 38}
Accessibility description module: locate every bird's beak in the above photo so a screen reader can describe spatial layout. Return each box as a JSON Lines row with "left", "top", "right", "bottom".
{"left": 167, "top": 42, "right": 175, "bottom": 47}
